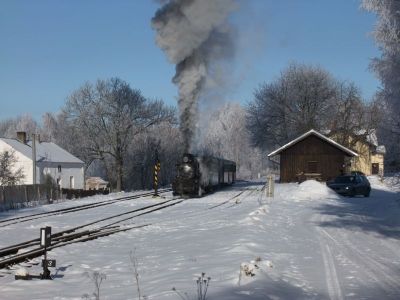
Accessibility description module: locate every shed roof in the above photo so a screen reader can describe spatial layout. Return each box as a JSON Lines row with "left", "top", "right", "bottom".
{"left": 267, "top": 129, "right": 359, "bottom": 157}
{"left": 0, "top": 138, "right": 84, "bottom": 164}
{"left": 86, "top": 177, "right": 109, "bottom": 184}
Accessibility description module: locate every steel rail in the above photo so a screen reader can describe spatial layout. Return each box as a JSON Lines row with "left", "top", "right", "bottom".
{"left": 0, "top": 224, "right": 150, "bottom": 270}
{"left": 0, "top": 197, "right": 177, "bottom": 257}
{"left": 0, "top": 188, "right": 172, "bottom": 228}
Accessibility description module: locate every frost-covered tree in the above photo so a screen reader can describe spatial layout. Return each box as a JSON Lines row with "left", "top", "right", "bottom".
{"left": 362, "top": 0, "right": 400, "bottom": 113}
{"left": 247, "top": 63, "right": 381, "bottom": 152}
{"left": 64, "top": 78, "right": 175, "bottom": 191}
{"left": 40, "top": 112, "right": 59, "bottom": 142}
{"left": 0, "top": 114, "right": 38, "bottom": 139}
{"left": 0, "top": 150, "right": 24, "bottom": 186}
{"left": 202, "top": 103, "right": 264, "bottom": 179}
{"left": 0, "top": 119, "right": 15, "bottom": 137}
{"left": 362, "top": 0, "right": 400, "bottom": 169}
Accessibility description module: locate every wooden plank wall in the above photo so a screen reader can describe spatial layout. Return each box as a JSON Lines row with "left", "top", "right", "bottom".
{"left": 0, "top": 184, "right": 63, "bottom": 211}
{"left": 280, "top": 135, "right": 349, "bottom": 182}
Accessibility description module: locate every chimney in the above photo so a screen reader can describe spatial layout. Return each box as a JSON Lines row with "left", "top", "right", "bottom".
{"left": 16, "top": 131, "right": 27, "bottom": 144}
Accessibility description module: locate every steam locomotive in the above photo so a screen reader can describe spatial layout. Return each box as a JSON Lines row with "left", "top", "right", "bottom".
{"left": 172, "top": 153, "right": 236, "bottom": 197}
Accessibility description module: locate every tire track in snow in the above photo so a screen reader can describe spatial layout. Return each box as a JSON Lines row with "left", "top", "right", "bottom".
{"left": 316, "top": 213, "right": 400, "bottom": 297}
{"left": 356, "top": 214, "right": 400, "bottom": 263}
{"left": 379, "top": 238, "right": 400, "bottom": 261}
{"left": 317, "top": 230, "right": 344, "bottom": 300}
{"left": 317, "top": 226, "right": 387, "bottom": 294}
{"left": 338, "top": 232, "right": 400, "bottom": 294}
{"left": 311, "top": 212, "right": 343, "bottom": 300}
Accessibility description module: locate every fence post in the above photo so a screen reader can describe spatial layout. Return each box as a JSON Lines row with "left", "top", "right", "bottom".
{"left": 0, "top": 186, "right": 4, "bottom": 211}
{"left": 266, "top": 174, "right": 274, "bottom": 198}
{"left": 37, "top": 185, "right": 40, "bottom": 203}
{"left": 24, "top": 185, "right": 28, "bottom": 202}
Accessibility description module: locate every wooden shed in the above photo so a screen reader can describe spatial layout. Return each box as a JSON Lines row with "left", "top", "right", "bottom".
{"left": 268, "top": 129, "right": 358, "bottom": 182}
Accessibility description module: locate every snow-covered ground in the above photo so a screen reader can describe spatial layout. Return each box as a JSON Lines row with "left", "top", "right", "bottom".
{"left": 0, "top": 176, "right": 399, "bottom": 300}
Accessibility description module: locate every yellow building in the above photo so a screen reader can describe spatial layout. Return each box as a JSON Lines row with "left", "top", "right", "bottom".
{"left": 330, "top": 130, "right": 385, "bottom": 176}
{"left": 350, "top": 140, "right": 385, "bottom": 176}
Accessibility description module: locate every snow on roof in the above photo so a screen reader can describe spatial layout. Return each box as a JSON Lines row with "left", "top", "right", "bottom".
{"left": 0, "top": 138, "right": 84, "bottom": 164}
{"left": 0, "top": 138, "right": 33, "bottom": 159}
{"left": 376, "top": 145, "right": 386, "bottom": 154}
{"left": 28, "top": 141, "right": 84, "bottom": 164}
{"left": 86, "top": 177, "right": 109, "bottom": 184}
{"left": 354, "top": 129, "right": 379, "bottom": 146}
{"left": 321, "top": 129, "right": 381, "bottom": 148}
{"left": 267, "top": 129, "right": 359, "bottom": 157}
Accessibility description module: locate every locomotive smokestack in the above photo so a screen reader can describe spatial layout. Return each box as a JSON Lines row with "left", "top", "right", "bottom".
{"left": 152, "top": 0, "right": 237, "bottom": 152}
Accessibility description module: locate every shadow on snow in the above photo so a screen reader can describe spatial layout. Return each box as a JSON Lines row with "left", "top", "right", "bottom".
{"left": 314, "top": 187, "right": 400, "bottom": 239}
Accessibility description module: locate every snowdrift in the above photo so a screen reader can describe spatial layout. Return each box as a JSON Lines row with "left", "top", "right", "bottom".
{"left": 282, "top": 180, "right": 339, "bottom": 202}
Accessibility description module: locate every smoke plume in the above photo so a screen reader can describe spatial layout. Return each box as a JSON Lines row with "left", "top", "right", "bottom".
{"left": 152, "top": 0, "right": 237, "bottom": 152}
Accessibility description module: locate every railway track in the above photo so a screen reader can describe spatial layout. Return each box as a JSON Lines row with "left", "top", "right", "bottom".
{"left": 208, "top": 188, "right": 254, "bottom": 209}
{"left": 0, "top": 196, "right": 183, "bottom": 271}
{"left": 0, "top": 185, "right": 262, "bottom": 275}
{"left": 0, "top": 188, "right": 172, "bottom": 228}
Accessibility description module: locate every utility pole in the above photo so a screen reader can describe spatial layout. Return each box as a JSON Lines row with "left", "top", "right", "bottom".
{"left": 32, "top": 133, "right": 37, "bottom": 185}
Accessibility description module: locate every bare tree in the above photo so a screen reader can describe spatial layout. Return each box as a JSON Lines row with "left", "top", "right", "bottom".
{"left": 247, "top": 63, "right": 337, "bottom": 149}
{"left": 0, "top": 150, "right": 24, "bottom": 186}
{"left": 64, "top": 78, "right": 175, "bottom": 191}
{"left": 246, "top": 62, "right": 383, "bottom": 155}
{"left": 329, "top": 81, "right": 383, "bottom": 148}
{"left": 125, "top": 121, "right": 182, "bottom": 190}
{"left": 82, "top": 271, "right": 106, "bottom": 300}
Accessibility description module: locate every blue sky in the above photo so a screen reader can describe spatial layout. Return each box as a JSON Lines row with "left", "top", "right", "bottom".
{"left": 0, "top": 0, "right": 380, "bottom": 121}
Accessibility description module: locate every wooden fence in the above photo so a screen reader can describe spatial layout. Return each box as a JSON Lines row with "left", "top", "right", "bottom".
{"left": 0, "top": 185, "right": 64, "bottom": 211}
{"left": 0, "top": 185, "right": 110, "bottom": 212}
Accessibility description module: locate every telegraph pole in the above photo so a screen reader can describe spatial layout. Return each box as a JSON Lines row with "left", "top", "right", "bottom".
{"left": 32, "top": 133, "right": 37, "bottom": 185}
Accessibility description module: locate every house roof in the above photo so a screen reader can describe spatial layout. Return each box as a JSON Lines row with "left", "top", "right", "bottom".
{"left": 354, "top": 129, "right": 378, "bottom": 147}
{"left": 0, "top": 138, "right": 84, "bottom": 164}
{"left": 376, "top": 145, "right": 386, "bottom": 155}
{"left": 323, "top": 128, "right": 382, "bottom": 148}
{"left": 267, "top": 129, "right": 359, "bottom": 157}
{"left": 0, "top": 138, "right": 32, "bottom": 159}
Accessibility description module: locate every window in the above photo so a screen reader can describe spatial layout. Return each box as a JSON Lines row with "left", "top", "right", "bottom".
{"left": 70, "top": 176, "right": 74, "bottom": 189}
{"left": 371, "top": 163, "right": 379, "bottom": 175}
{"left": 307, "top": 161, "right": 318, "bottom": 173}
{"left": 58, "top": 165, "right": 62, "bottom": 172}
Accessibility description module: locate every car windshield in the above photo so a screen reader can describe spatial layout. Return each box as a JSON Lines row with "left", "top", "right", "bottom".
{"left": 334, "top": 176, "right": 355, "bottom": 183}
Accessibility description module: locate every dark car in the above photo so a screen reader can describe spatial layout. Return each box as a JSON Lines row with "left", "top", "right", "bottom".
{"left": 327, "top": 174, "right": 371, "bottom": 197}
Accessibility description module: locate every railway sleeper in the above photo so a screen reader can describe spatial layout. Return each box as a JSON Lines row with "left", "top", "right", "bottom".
{"left": 0, "top": 224, "right": 149, "bottom": 271}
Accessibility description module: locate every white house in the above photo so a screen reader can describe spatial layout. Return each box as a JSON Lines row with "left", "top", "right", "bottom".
{"left": 0, "top": 132, "right": 85, "bottom": 189}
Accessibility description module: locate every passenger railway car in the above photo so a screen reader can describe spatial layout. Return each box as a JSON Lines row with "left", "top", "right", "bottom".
{"left": 172, "top": 153, "right": 236, "bottom": 197}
